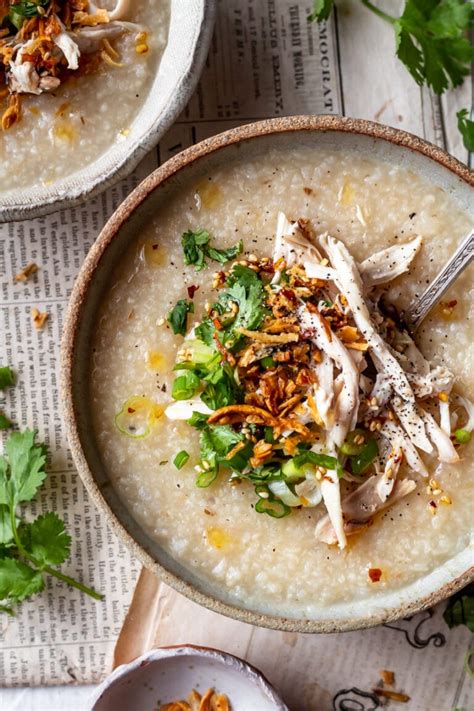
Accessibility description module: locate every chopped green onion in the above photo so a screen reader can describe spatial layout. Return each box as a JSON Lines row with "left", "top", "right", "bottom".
{"left": 167, "top": 299, "right": 194, "bottom": 336}
{"left": 340, "top": 429, "right": 367, "bottom": 456}
{"left": 350, "top": 439, "right": 378, "bottom": 475}
{"left": 0, "top": 412, "right": 12, "bottom": 429}
{"left": 254, "top": 484, "right": 271, "bottom": 498}
{"left": 0, "top": 366, "right": 14, "bottom": 389}
{"left": 293, "top": 451, "right": 339, "bottom": 471}
{"left": 172, "top": 372, "right": 200, "bottom": 400}
{"left": 255, "top": 495, "right": 291, "bottom": 518}
{"left": 264, "top": 426, "right": 274, "bottom": 443}
{"left": 173, "top": 450, "right": 190, "bottom": 469}
{"left": 196, "top": 468, "right": 218, "bottom": 488}
{"left": 114, "top": 396, "right": 163, "bottom": 439}
{"left": 454, "top": 429, "right": 471, "bottom": 445}
{"left": 260, "top": 356, "right": 276, "bottom": 370}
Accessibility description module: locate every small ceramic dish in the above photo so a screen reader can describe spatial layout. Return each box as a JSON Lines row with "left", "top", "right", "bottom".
{"left": 89, "top": 645, "right": 289, "bottom": 711}
{"left": 0, "top": 0, "right": 216, "bottom": 223}
{"left": 62, "top": 115, "right": 473, "bottom": 633}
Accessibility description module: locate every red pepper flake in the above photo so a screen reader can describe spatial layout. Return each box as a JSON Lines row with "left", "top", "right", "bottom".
{"left": 187, "top": 284, "right": 199, "bottom": 299}
{"left": 127, "top": 407, "right": 135, "bottom": 414}
{"left": 212, "top": 317, "right": 222, "bottom": 330}
{"left": 368, "top": 568, "right": 382, "bottom": 583}
{"left": 152, "top": 244, "right": 159, "bottom": 250}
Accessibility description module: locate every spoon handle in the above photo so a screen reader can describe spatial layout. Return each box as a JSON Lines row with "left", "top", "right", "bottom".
{"left": 406, "top": 228, "right": 474, "bottom": 331}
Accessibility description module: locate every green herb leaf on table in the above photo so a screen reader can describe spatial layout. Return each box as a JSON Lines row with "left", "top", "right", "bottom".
{"left": 2, "top": 429, "right": 47, "bottom": 507}
{"left": 0, "top": 366, "right": 14, "bottom": 390}
{"left": 456, "top": 109, "right": 474, "bottom": 152}
{"left": 309, "top": 1, "right": 474, "bottom": 145}
{"left": 181, "top": 229, "right": 243, "bottom": 271}
{"left": 0, "top": 557, "right": 44, "bottom": 609}
{"left": 0, "top": 413, "right": 12, "bottom": 430}
{"left": 443, "top": 584, "right": 474, "bottom": 632}
{"left": 394, "top": 0, "right": 474, "bottom": 95}
{"left": 309, "top": 0, "right": 334, "bottom": 22}
{"left": 20, "top": 512, "right": 72, "bottom": 567}
{"left": 0, "top": 429, "right": 102, "bottom": 613}
{"left": 167, "top": 299, "right": 194, "bottom": 336}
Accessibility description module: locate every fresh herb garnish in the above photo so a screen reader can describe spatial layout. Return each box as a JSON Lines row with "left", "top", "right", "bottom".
{"left": 456, "top": 109, "right": 474, "bottom": 152}
{"left": 167, "top": 299, "right": 194, "bottom": 336}
{"left": 8, "top": 0, "right": 50, "bottom": 30}
{"left": 310, "top": 1, "right": 473, "bottom": 146}
{"left": 443, "top": 584, "right": 474, "bottom": 632}
{"left": 0, "top": 413, "right": 12, "bottom": 430}
{"left": 350, "top": 438, "right": 379, "bottom": 475}
{"left": 0, "top": 430, "right": 102, "bottom": 614}
{"left": 255, "top": 495, "right": 291, "bottom": 518}
{"left": 173, "top": 450, "right": 190, "bottom": 469}
{"left": 181, "top": 229, "right": 243, "bottom": 271}
{"left": 172, "top": 371, "right": 200, "bottom": 400}
{"left": 0, "top": 366, "right": 15, "bottom": 390}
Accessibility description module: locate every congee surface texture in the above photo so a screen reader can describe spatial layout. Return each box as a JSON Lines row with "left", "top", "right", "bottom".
{"left": 90, "top": 146, "right": 473, "bottom": 617}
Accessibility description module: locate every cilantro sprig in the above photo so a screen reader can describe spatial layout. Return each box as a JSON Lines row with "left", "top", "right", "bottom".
{"left": 0, "top": 430, "right": 102, "bottom": 614}
{"left": 310, "top": 1, "right": 473, "bottom": 150}
{"left": 181, "top": 229, "right": 243, "bottom": 271}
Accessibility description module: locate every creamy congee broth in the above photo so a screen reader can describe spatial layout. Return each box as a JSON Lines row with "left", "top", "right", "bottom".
{"left": 0, "top": 0, "right": 169, "bottom": 193}
{"left": 91, "top": 147, "right": 473, "bottom": 617}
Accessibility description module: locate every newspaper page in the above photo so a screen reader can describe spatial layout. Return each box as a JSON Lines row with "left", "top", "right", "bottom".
{"left": 0, "top": 0, "right": 344, "bottom": 687}
{"left": 115, "top": 570, "right": 474, "bottom": 711}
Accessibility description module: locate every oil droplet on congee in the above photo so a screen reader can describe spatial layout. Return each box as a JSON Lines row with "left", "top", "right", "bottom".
{"left": 142, "top": 242, "right": 167, "bottom": 267}
{"left": 195, "top": 180, "right": 222, "bottom": 210}
{"left": 206, "top": 527, "right": 232, "bottom": 550}
{"left": 147, "top": 350, "right": 166, "bottom": 372}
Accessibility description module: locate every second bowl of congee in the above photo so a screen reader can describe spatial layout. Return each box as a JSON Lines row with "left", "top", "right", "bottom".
{"left": 64, "top": 117, "right": 474, "bottom": 632}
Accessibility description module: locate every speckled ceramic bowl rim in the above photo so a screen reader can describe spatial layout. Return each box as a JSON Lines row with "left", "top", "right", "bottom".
{"left": 62, "top": 115, "right": 474, "bottom": 634}
{"left": 0, "top": 0, "right": 216, "bottom": 223}
{"left": 89, "top": 644, "right": 289, "bottom": 710}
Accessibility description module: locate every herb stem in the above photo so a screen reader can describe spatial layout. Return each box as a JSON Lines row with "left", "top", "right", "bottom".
{"left": 360, "top": 0, "right": 396, "bottom": 25}
{"left": 9, "top": 505, "right": 103, "bottom": 601}
{"left": 41, "top": 565, "right": 104, "bottom": 600}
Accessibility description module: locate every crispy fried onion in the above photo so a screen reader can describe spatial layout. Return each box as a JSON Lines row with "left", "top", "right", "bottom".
{"left": 236, "top": 327, "right": 299, "bottom": 344}
{"left": 336, "top": 325, "right": 369, "bottom": 351}
{"left": 207, "top": 404, "right": 311, "bottom": 437}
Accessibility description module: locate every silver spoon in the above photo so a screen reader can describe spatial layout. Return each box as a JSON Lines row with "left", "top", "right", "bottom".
{"left": 405, "top": 228, "right": 474, "bottom": 331}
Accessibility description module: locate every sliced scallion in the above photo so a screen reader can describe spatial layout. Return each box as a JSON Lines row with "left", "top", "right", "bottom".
{"left": 173, "top": 450, "right": 190, "bottom": 469}
{"left": 255, "top": 495, "right": 291, "bottom": 518}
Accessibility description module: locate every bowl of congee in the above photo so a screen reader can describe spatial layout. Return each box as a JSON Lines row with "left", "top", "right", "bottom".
{"left": 0, "top": 0, "right": 215, "bottom": 221}
{"left": 62, "top": 116, "right": 474, "bottom": 632}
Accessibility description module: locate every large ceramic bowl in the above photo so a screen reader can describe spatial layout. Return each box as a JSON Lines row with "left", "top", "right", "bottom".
{"left": 62, "top": 116, "right": 474, "bottom": 633}
{"left": 89, "top": 646, "right": 289, "bottom": 711}
{"left": 0, "top": 0, "right": 215, "bottom": 223}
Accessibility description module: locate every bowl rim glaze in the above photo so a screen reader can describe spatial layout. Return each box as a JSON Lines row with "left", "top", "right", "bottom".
{"left": 0, "top": 0, "right": 216, "bottom": 223}
{"left": 62, "top": 115, "right": 474, "bottom": 634}
{"left": 89, "top": 644, "right": 289, "bottom": 710}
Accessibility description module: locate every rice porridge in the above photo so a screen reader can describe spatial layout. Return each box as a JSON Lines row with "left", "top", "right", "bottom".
{"left": 90, "top": 147, "right": 473, "bottom": 617}
{"left": 0, "top": 0, "right": 169, "bottom": 193}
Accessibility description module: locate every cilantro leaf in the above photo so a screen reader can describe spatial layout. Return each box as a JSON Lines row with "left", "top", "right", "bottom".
{"left": 3, "top": 430, "right": 47, "bottom": 507}
{"left": 309, "top": 0, "right": 334, "bottom": 22}
{"left": 394, "top": 1, "right": 473, "bottom": 95}
{"left": 457, "top": 108, "right": 474, "bottom": 151}
{"left": 206, "top": 240, "right": 243, "bottom": 264}
{"left": 0, "top": 413, "right": 12, "bottom": 430}
{"left": 181, "top": 229, "right": 210, "bottom": 270}
{"left": 167, "top": 299, "right": 194, "bottom": 336}
{"left": 443, "top": 584, "right": 474, "bottom": 632}
{"left": 0, "top": 505, "right": 15, "bottom": 546}
{"left": 0, "top": 557, "right": 44, "bottom": 605}
{"left": 187, "top": 411, "right": 209, "bottom": 429}
{"left": 0, "top": 366, "right": 14, "bottom": 389}
{"left": 21, "top": 512, "right": 72, "bottom": 567}
{"left": 181, "top": 229, "right": 243, "bottom": 271}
